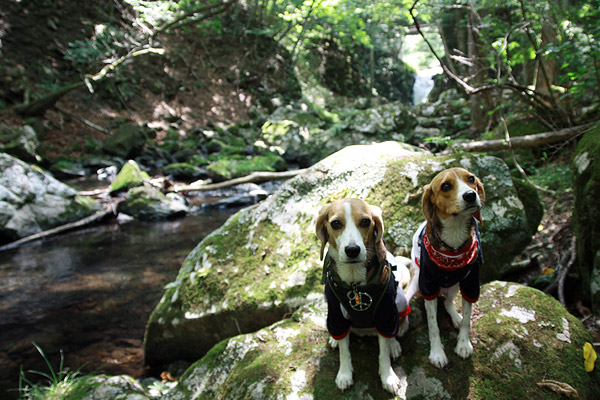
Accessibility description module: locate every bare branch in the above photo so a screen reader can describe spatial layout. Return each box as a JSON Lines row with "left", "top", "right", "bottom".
{"left": 172, "top": 169, "right": 307, "bottom": 193}
{"left": 443, "top": 121, "right": 597, "bottom": 153}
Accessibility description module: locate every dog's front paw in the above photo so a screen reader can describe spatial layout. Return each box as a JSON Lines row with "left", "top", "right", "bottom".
{"left": 454, "top": 338, "right": 473, "bottom": 359}
{"left": 328, "top": 337, "right": 338, "bottom": 349}
{"left": 389, "top": 338, "right": 402, "bottom": 360}
{"left": 335, "top": 369, "right": 353, "bottom": 391}
{"left": 381, "top": 368, "right": 402, "bottom": 395}
{"left": 429, "top": 346, "right": 449, "bottom": 368}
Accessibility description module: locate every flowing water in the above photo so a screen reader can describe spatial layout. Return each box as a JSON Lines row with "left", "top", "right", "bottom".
{"left": 412, "top": 67, "right": 442, "bottom": 105}
{"left": 0, "top": 208, "right": 237, "bottom": 398}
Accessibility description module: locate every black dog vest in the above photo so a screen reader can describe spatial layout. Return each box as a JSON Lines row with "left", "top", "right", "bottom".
{"left": 416, "top": 218, "right": 483, "bottom": 303}
{"left": 323, "top": 254, "right": 410, "bottom": 339}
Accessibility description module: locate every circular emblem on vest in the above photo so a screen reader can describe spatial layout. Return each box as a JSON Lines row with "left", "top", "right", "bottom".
{"left": 347, "top": 290, "right": 373, "bottom": 311}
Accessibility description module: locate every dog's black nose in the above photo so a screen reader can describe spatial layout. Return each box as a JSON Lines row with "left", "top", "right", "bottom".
{"left": 345, "top": 245, "right": 361, "bottom": 259}
{"left": 463, "top": 190, "right": 477, "bottom": 203}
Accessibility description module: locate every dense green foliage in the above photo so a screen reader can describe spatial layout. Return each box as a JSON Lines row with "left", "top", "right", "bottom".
{"left": 411, "top": 0, "right": 599, "bottom": 128}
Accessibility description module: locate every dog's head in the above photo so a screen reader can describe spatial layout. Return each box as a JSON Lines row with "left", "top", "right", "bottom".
{"left": 316, "top": 198, "right": 386, "bottom": 265}
{"left": 422, "top": 168, "right": 485, "bottom": 225}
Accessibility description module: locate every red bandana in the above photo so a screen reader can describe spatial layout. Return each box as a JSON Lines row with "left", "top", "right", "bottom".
{"left": 423, "top": 231, "right": 479, "bottom": 271}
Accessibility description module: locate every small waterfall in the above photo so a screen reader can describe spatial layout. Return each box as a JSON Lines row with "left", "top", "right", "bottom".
{"left": 412, "top": 70, "right": 435, "bottom": 105}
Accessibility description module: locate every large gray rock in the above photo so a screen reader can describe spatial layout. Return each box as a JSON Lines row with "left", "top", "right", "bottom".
{"left": 144, "top": 142, "right": 540, "bottom": 369}
{"left": 57, "top": 282, "right": 600, "bottom": 399}
{"left": 572, "top": 124, "right": 600, "bottom": 312}
{"left": 117, "top": 186, "right": 188, "bottom": 221}
{"left": 102, "top": 123, "right": 147, "bottom": 158}
{"left": 256, "top": 102, "right": 411, "bottom": 166}
{"left": 0, "top": 124, "right": 41, "bottom": 163}
{"left": 0, "top": 153, "right": 100, "bottom": 243}
{"left": 161, "top": 281, "right": 600, "bottom": 399}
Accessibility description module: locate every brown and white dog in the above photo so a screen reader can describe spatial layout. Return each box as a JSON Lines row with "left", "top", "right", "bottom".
{"left": 405, "top": 168, "right": 485, "bottom": 368}
{"left": 316, "top": 198, "right": 410, "bottom": 394}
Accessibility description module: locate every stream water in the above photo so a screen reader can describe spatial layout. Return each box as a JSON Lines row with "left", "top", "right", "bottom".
{"left": 412, "top": 67, "right": 442, "bottom": 105}
{"left": 0, "top": 207, "right": 237, "bottom": 398}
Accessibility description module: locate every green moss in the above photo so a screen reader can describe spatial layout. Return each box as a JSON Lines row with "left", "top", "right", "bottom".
{"left": 470, "top": 282, "right": 600, "bottom": 399}
{"left": 529, "top": 163, "right": 573, "bottom": 193}
{"left": 162, "top": 162, "right": 204, "bottom": 179}
{"left": 109, "top": 160, "right": 150, "bottom": 193}
{"left": 206, "top": 153, "right": 286, "bottom": 182}
{"left": 572, "top": 124, "right": 600, "bottom": 311}
{"left": 74, "top": 195, "right": 100, "bottom": 211}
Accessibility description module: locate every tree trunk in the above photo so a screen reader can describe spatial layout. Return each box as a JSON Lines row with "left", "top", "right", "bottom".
{"left": 535, "top": 20, "right": 558, "bottom": 97}
{"left": 443, "top": 122, "right": 597, "bottom": 153}
{"left": 467, "top": 10, "right": 493, "bottom": 132}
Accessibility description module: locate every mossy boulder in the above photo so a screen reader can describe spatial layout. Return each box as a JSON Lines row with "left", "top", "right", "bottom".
{"left": 257, "top": 105, "right": 325, "bottom": 165}
{"left": 0, "top": 124, "right": 41, "bottom": 163}
{"left": 117, "top": 185, "right": 188, "bottom": 220}
{"left": 57, "top": 374, "right": 171, "bottom": 399}
{"left": 102, "top": 123, "right": 147, "bottom": 158}
{"left": 163, "top": 162, "right": 206, "bottom": 180}
{"left": 205, "top": 153, "right": 287, "bottom": 182}
{"left": 0, "top": 153, "right": 100, "bottom": 243}
{"left": 49, "top": 159, "right": 86, "bottom": 178}
{"left": 256, "top": 102, "right": 412, "bottom": 167}
{"left": 144, "top": 142, "right": 540, "bottom": 369}
{"left": 109, "top": 160, "right": 151, "bottom": 193}
{"left": 162, "top": 282, "right": 600, "bottom": 400}
{"left": 572, "top": 125, "right": 600, "bottom": 312}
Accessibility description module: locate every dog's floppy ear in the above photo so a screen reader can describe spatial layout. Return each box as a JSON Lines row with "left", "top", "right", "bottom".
{"left": 474, "top": 176, "right": 485, "bottom": 225}
{"left": 316, "top": 204, "right": 330, "bottom": 261}
{"left": 370, "top": 204, "right": 386, "bottom": 264}
{"left": 422, "top": 183, "right": 435, "bottom": 226}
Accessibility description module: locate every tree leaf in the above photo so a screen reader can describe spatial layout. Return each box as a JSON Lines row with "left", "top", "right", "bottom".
{"left": 536, "top": 379, "right": 579, "bottom": 398}
{"left": 584, "top": 342, "right": 597, "bottom": 372}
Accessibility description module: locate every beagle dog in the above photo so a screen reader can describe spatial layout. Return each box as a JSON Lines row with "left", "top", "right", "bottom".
{"left": 405, "top": 168, "right": 485, "bottom": 368}
{"left": 316, "top": 198, "right": 411, "bottom": 394}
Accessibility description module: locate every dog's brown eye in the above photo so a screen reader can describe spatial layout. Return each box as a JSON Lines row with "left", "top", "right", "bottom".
{"left": 468, "top": 175, "right": 475, "bottom": 184}
{"left": 441, "top": 182, "right": 452, "bottom": 192}
{"left": 330, "top": 220, "right": 342, "bottom": 230}
{"left": 359, "top": 218, "right": 371, "bottom": 228}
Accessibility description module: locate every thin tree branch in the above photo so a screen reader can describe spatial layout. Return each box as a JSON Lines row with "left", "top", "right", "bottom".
{"left": 444, "top": 121, "right": 597, "bottom": 153}
{"left": 172, "top": 169, "right": 307, "bottom": 193}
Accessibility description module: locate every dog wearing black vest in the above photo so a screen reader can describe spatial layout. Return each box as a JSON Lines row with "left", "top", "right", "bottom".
{"left": 316, "top": 198, "right": 411, "bottom": 394}
{"left": 404, "top": 168, "right": 485, "bottom": 368}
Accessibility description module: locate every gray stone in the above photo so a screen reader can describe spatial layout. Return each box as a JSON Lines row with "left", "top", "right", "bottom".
{"left": 144, "top": 142, "right": 539, "bottom": 368}
{"left": 117, "top": 185, "right": 188, "bottom": 220}
{"left": 0, "top": 124, "right": 41, "bottom": 163}
{"left": 572, "top": 124, "right": 600, "bottom": 312}
{"left": 161, "top": 282, "right": 600, "bottom": 399}
{"left": 102, "top": 123, "right": 147, "bottom": 158}
{"left": 0, "top": 153, "right": 100, "bottom": 242}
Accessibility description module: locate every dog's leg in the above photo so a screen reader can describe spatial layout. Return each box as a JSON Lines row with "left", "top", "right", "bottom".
{"left": 404, "top": 266, "right": 420, "bottom": 304}
{"left": 454, "top": 299, "right": 474, "bottom": 359}
{"left": 378, "top": 336, "right": 401, "bottom": 394}
{"left": 388, "top": 336, "right": 402, "bottom": 360}
{"left": 335, "top": 336, "right": 353, "bottom": 391}
{"left": 443, "top": 285, "right": 462, "bottom": 329}
{"left": 397, "top": 315, "right": 410, "bottom": 337}
{"left": 425, "top": 298, "right": 449, "bottom": 368}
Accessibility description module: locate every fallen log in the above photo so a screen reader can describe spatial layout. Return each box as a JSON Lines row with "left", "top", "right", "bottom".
{"left": 443, "top": 121, "right": 597, "bottom": 153}
{"left": 172, "top": 169, "right": 308, "bottom": 193}
{"left": 0, "top": 206, "right": 114, "bottom": 252}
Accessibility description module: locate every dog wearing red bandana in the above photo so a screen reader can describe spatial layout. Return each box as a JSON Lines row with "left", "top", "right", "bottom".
{"left": 404, "top": 168, "right": 485, "bottom": 368}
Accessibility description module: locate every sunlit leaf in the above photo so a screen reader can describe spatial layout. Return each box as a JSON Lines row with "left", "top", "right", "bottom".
{"left": 584, "top": 342, "right": 597, "bottom": 372}
{"left": 542, "top": 267, "right": 555, "bottom": 275}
